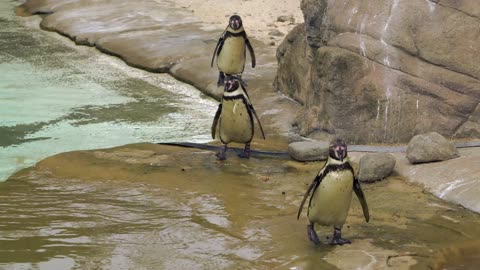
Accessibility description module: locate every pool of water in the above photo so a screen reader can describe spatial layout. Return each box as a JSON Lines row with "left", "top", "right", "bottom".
{"left": 0, "top": 1, "right": 217, "bottom": 181}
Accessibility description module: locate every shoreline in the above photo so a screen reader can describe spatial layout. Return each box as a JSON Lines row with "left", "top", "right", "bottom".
{"left": 13, "top": 0, "right": 480, "bottom": 215}
{"left": 16, "top": 0, "right": 302, "bottom": 139}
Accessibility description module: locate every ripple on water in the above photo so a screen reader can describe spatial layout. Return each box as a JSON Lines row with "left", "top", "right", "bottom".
{"left": 0, "top": 172, "right": 267, "bottom": 269}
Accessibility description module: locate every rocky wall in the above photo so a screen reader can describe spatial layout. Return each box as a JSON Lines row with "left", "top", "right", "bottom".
{"left": 276, "top": 0, "right": 480, "bottom": 143}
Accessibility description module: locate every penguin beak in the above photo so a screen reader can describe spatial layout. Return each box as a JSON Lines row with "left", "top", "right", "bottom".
{"left": 335, "top": 146, "right": 345, "bottom": 161}
{"left": 337, "top": 151, "right": 344, "bottom": 162}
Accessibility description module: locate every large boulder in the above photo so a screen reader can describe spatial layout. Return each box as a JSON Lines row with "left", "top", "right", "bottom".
{"left": 357, "top": 153, "right": 396, "bottom": 182}
{"left": 276, "top": 0, "right": 480, "bottom": 143}
{"left": 406, "top": 132, "right": 459, "bottom": 164}
{"left": 288, "top": 140, "right": 329, "bottom": 161}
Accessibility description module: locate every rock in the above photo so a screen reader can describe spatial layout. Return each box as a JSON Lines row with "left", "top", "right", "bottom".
{"left": 277, "top": 0, "right": 480, "bottom": 143}
{"left": 406, "top": 132, "right": 459, "bottom": 164}
{"left": 274, "top": 24, "right": 310, "bottom": 105}
{"left": 394, "top": 147, "right": 480, "bottom": 214}
{"left": 277, "top": 15, "right": 295, "bottom": 24}
{"left": 300, "top": 0, "right": 329, "bottom": 47}
{"left": 268, "top": 29, "right": 284, "bottom": 37}
{"left": 357, "top": 153, "right": 396, "bottom": 182}
{"left": 288, "top": 140, "right": 329, "bottom": 161}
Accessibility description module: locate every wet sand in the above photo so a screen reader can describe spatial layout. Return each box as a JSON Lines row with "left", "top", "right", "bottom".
{"left": 173, "top": 0, "right": 303, "bottom": 46}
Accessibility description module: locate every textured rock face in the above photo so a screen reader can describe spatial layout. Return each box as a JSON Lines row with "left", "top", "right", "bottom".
{"left": 406, "top": 132, "right": 459, "bottom": 163}
{"left": 276, "top": 0, "right": 480, "bottom": 143}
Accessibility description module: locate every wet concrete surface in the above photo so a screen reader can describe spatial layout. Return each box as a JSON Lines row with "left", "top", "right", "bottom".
{"left": 393, "top": 148, "right": 480, "bottom": 214}
{"left": 3, "top": 143, "right": 480, "bottom": 269}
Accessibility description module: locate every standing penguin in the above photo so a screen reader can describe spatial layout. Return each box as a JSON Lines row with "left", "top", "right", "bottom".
{"left": 211, "top": 75, "right": 265, "bottom": 160}
{"left": 211, "top": 15, "right": 256, "bottom": 87}
{"left": 297, "top": 139, "right": 369, "bottom": 245}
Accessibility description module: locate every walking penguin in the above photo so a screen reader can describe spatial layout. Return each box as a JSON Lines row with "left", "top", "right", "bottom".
{"left": 297, "top": 139, "right": 369, "bottom": 245}
{"left": 211, "top": 75, "right": 265, "bottom": 160}
{"left": 211, "top": 15, "right": 256, "bottom": 87}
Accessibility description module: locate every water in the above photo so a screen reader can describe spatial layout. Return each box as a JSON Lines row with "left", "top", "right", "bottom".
{"left": 0, "top": 1, "right": 217, "bottom": 181}
{"left": 3, "top": 145, "right": 480, "bottom": 269}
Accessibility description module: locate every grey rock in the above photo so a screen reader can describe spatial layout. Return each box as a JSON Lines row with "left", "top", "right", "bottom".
{"left": 276, "top": 0, "right": 480, "bottom": 143}
{"left": 300, "top": 0, "right": 329, "bottom": 47}
{"left": 274, "top": 24, "right": 310, "bottom": 105}
{"left": 406, "top": 132, "right": 460, "bottom": 164}
{"left": 288, "top": 140, "right": 329, "bottom": 161}
{"left": 394, "top": 148, "right": 480, "bottom": 214}
{"left": 268, "top": 29, "right": 284, "bottom": 37}
{"left": 277, "top": 15, "right": 295, "bottom": 24}
{"left": 358, "top": 153, "right": 396, "bottom": 182}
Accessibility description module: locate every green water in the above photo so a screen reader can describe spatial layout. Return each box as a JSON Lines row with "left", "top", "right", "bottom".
{"left": 0, "top": 1, "right": 217, "bottom": 181}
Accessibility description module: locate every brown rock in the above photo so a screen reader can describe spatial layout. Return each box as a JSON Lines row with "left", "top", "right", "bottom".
{"left": 277, "top": 0, "right": 480, "bottom": 143}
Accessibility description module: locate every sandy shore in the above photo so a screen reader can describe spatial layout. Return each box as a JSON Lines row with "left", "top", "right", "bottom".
{"left": 171, "top": 0, "right": 304, "bottom": 45}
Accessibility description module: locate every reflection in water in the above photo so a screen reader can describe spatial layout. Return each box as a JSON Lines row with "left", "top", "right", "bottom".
{"left": 3, "top": 146, "right": 480, "bottom": 269}
{"left": 0, "top": 146, "right": 337, "bottom": 269}
{"left": 0, "top": 177, "right": 225, "bottom": 269}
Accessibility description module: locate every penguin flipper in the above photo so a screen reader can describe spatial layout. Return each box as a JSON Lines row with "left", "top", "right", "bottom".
{"left": 245, "top": 38, "right": 256, "bottom": 68}
{"left": 211, "top": 37, "right": 224, "bottom": 68}
{"left": 211, "top": 104, "right": 222, "bottom": 139}
{"left": 297, "top": 173, "right": 323, "bottom": 220}
{"left": 249, "top": 105, "right": 266, "bottom": 140}
{"left": 353, "top": 177, "right": 370, "bottom": 223}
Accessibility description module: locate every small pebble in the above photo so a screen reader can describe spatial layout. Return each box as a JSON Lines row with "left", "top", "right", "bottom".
{"left": 268, "top": 29, "right": 284, "bottom": 37}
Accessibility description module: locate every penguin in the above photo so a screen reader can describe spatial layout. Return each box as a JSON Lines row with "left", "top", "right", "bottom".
{"left": 211, "top": 75, "right": 265, "bottom": 160}
{"left": 297, "top": 139, "right": 369, "bottom": 245}
{"left": 211, "top": 15, "right": 256, "bottom": 87}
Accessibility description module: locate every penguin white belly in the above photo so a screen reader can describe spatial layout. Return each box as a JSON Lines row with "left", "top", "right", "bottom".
{"left": 308, "top": 170, "right": 353, "bottom": 227}
{"left": 217, "top": 37, "right": 246, "bottom": 74}
{"left": 219, "top": 99, "right": 253, "bottom": 144}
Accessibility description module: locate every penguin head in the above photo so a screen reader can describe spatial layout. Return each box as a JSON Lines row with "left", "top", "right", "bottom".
{"left": 329, "top": 139, "right": 348, "bottom": 162}
{"left": 224, "top": 75, "right": 241, "bottom": 92}
{"left": 228, "top": 15, "right": 243, "bottom": 30}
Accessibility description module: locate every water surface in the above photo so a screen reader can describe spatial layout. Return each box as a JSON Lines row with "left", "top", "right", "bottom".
{"left": 0, "top": 1, "right": 216, "bottom": 181}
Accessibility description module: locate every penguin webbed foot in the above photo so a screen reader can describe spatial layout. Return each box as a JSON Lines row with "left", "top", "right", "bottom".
{"left": 238, "top": 143, "right": 251, "bottom": 159}
{"left": 330, "top": 227, "right": 351, "bottom": 246}
{"left": 216, "top": 144, "right": 228, "bottom": 160}
{"left": 330, "top": 237, "right": 351, "bottom": 246}
{"left": 307, "top": 224, "right": 321, "bottom": 246}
